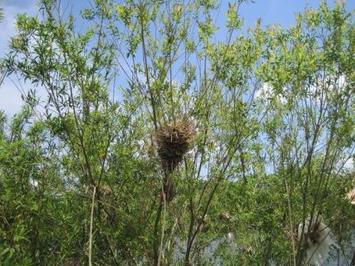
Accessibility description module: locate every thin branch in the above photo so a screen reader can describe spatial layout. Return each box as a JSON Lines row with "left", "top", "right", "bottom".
{"left": 88, "top": 186, "right": 97, "bottom": 266}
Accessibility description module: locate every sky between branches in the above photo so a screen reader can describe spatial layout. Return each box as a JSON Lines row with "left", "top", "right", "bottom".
{"left": 0, "top": 0, "right": 353, "bottom": 115}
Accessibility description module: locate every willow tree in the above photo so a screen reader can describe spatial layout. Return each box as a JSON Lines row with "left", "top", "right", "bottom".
{"left": 1, "top": 0, "right": 354, "bottom": 265}
{"left": 210, "top": 2, "right": 354, "bottom": 264}
{"left": 210, "top": 2, "right": 354, "bottom": 265}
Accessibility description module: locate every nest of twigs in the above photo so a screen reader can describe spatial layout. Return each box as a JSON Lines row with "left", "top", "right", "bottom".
{"left": 156, "top": 119, "right": 195, "bottom": 173}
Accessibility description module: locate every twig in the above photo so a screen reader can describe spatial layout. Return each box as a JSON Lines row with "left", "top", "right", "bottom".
{"left": 89, "top": 186, "right": 96, "bottom": 266}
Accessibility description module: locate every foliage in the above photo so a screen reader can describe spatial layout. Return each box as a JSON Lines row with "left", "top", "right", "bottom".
{"left": 0, "top": 0, "right": 354, "bottom": 265}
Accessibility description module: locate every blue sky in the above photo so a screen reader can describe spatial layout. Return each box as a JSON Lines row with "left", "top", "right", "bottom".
{"left": 0, "top": 0, "right": 353, "bottom": 115}
{"left": 239, "top": 0, "right": 352, "bottom": 28}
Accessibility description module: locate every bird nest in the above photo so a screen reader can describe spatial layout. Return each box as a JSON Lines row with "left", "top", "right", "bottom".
{"left": 156, "top": 119, "right": 195, "bottom": 173}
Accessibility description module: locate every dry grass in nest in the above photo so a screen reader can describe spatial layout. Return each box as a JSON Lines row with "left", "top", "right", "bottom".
{"left": 156, "top": 119, "right": 195, "bottom": 172}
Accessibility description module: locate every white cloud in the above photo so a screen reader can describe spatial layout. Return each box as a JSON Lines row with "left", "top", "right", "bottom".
{"left": 255, "top": 82, "right": 272, "bottom": 99}
{"left": 311, "top": 75, "right": 347, "bottom": 95}
{"left": 255, "top": 82, "right": 287, "bottom": 104}
{"left": 256, "top": 75, "right": 348, "bottom": 107}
